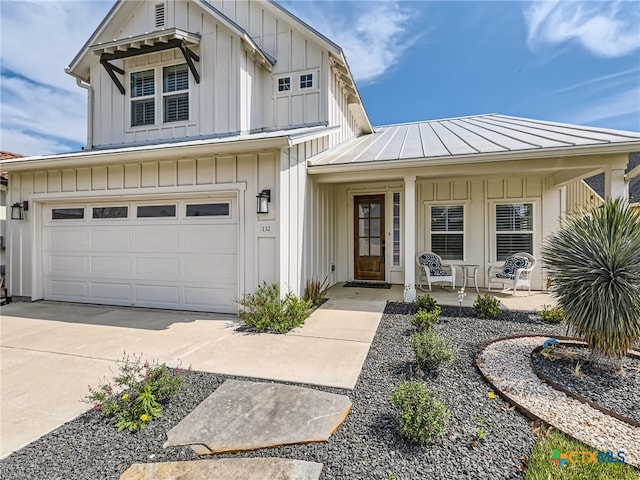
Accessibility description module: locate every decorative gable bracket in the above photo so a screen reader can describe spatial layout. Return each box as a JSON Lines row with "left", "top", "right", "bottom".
{"left": 91, "top": 29, "right": 201, "bottom": 95}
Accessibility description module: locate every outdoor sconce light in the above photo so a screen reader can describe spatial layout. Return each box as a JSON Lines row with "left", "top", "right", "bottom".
{"left": 11, "top": 201, "right": 28, "bottom": 220}
{"left": 256, "top": 189, "right": 271, "bottom": 214}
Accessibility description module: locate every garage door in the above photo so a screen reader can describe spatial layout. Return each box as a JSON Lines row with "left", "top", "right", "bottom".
{"left": 42, "top": 198, "right": 238, "bottom": 313}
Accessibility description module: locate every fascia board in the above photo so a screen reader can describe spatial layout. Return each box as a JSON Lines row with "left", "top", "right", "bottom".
{"left": 307, "top": 142, "right": 640, "bottom": 175}
{"left": 1, "top": 137, "right": 291, "bottom": 172}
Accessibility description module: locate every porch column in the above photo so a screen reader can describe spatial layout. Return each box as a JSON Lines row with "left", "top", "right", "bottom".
{"left": 604, "top": 166, "right": 627, "bottom": 200}
{"left": 403, "top": 175, "right": 416, "bottom": 302}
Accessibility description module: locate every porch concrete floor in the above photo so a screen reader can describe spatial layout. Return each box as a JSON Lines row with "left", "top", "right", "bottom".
{"left": 326, "top": 283, "right": 555, "bottom": 312}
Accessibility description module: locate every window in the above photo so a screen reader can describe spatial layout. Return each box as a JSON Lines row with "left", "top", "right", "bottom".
{"left": 392, "top": 193, "right": 401, "bottom": 266}
{"left": 278, "top": 77, "right": 291, "bottom": 92}
{"left": 430, "top": 205, "right": 464, "bottom": 260}
{"left": 52, "top": 208, "right": 84, "bottom": 220}
{"left": 163, "top": 64, "right": 189, "bottom": 123}
{"left": 130, "top": 69, "right": 155, "bottom": 126}
{"left": 130, "top": 64, "right": 189, "bottom": 127}
{"left": 300, "top": 73, "right": 313, "bottom": 89}
{"left": 186, "top": 203, "right": 230, "bottom": 217}
{"left": 137, "top": 205, "right": 176, "bottom": 218}
{"left": 495, "top": 203, "right": 533, "bottom": 260}
{"left": 93, "top": 207, "right": 128, "bottom": 219}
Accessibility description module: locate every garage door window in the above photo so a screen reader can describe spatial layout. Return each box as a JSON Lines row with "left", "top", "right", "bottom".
{"left": 137, "top": 205, "right": 176, "bottom": 218}
{"left": 52, "top": 208, "right": 84, "bottom": 220}
{"left": 93, "top": 207, "right": 128, "bottom": 219}
{"left": 186, "top": 203, "right": 230, "bottom": 217}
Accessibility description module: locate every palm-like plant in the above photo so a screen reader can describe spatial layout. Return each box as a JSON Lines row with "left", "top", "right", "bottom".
{"left": 542, "top": 198, "right": 640, "bottom": 372}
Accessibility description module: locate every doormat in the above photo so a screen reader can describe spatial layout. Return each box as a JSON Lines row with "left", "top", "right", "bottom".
{"left": 343, "top": 282, "right": 391, "bottom": 289}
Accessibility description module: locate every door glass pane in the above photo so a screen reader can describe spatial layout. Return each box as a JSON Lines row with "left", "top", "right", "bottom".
{"left": 359, "top": 238, "right": 369, "bottom": 256}
{"left": 359, "top": 204, "right": 369, "bottom": 218}
{"left": 370, "top": 218, "right": 380, "bottom": 237}
{"left": 359, "top": 219, "right": 369, "bottom": 236}
{"left": 370, "top": 238, "right": 381, "bottom": 256}
{"left": 370, "top": 201, "right": 380, "bottom": 218}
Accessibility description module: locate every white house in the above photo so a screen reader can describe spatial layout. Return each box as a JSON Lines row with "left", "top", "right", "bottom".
{"left": 2, "top": 0, "right": 639, "bottom": 312}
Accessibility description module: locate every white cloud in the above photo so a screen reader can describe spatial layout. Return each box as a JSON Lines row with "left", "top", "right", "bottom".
{"left": 283, "top": 1, "right": 415, "bottom": 83}
{"left": 563, "top": 87, "right": 640, "bottom": 126}
{"left": 524, "top": 1, "right": 640, "bottom": 57}
{"left": 0, "top": 0, "right": 112, "bottom": 155}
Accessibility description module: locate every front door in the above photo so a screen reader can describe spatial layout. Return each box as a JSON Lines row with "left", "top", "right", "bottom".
{"left": 354, "top": 194, "right": 385, "bottom": 281}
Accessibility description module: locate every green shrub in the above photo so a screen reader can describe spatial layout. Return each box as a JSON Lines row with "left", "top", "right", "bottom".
{"left": 391, "top": 381, "right": 450, "bottom": 445}
{"left": 414, "top": 294, "right": 439, "bottom": 313}
{"left": 303, "top": 275, "right": 329, "bottom": 307}
{"left": 413, "top": 329, "right": 455, "bottom": 370}
{"left": 237, "top": 283, "right": 312, "bottom": 333}
{"left": 538, "top": 304, "right": 566, "bottom": 324}
{"left": 473, "top": 294, "right": 501, "bottom": 319}
{"left": 411, "top": 306, "right": 442, "bottom": 331}
{"left": 84, "top": 353, "right": 184, "bottom": 432}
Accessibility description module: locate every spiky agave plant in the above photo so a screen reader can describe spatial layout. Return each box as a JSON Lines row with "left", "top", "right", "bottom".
{"left": 542, "top": 198, "right": 640, "bottom": 372}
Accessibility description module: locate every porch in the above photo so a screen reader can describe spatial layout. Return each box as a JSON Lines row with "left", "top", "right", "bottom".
{"left": 325, "top": 282, "right": 555, "bottom": 312}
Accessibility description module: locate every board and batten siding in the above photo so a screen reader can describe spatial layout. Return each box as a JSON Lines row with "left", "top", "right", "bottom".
{"left": 6, "top": 152, "right": 279, "bottom": 303}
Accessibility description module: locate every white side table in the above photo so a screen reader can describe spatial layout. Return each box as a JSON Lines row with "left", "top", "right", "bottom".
{"left": 458, "top": 264, "right": 480, "bottom": 293}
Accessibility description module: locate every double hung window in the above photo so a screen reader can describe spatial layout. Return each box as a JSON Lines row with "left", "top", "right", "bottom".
{"left": 130, "top": 64, "right": 189, "bottom": 127}
{"left": 495, "top": 203, "right": 533, "bottom": 260}
{"left": 430, "top": 205, "right": 464, "bottom": 260}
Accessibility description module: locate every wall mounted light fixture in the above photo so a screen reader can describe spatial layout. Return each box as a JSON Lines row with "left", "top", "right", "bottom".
{"left": 256, "top": 189, "right": 271, "bottom": 214}
{"left": 11, "top": 201, "right": 28, "bottom": 220}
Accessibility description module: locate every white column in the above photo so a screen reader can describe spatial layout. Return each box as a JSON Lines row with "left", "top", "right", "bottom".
{"left": 403, "top": 175, "right": 417, "bottom": 302}
{"left": 604, "top": 167, "right": 627, "bottom": 200}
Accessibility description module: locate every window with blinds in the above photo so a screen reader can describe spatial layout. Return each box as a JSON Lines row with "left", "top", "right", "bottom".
{"left": 430, "top": 205, "right": 464, "bottom": 260}
{"left": 130, "top": 69, "right": 155, "bottom": 127}
{"left": 495, "top": 203, "right": 533, "bottom": 260}
{"left": 163, "top": 64, "right": 189, "bottom": 123}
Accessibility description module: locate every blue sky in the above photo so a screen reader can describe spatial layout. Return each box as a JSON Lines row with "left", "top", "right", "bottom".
{"left": 1, "top": 0, "right": 639, "bottom": 156}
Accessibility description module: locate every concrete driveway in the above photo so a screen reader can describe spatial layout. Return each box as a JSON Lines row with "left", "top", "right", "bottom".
{"left": 0, "top": 297, "right": 384, "bottom": 459}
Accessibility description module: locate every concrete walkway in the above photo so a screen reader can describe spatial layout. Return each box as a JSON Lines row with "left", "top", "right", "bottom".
{"left": 0, "top": 296, "right": 384, "bottom": 459}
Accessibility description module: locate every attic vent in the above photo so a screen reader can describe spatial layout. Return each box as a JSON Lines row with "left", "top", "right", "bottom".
{"left": 155, "top": 3, "right": 165, "bottom": 28}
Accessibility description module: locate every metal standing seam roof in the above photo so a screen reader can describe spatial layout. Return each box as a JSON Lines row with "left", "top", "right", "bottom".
{"left": 308, "top": 114, "right": 640, "bottom": 167}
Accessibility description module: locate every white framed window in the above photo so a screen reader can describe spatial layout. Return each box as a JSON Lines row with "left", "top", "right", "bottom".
{"left": 130, "top": 69, "right": 155, "bottom": 127}
{"left": 392, "top": 192, "right": 401, "bottom": 266}
{"left": 277, "top": 77, "right": 291, "bottom": 92}
{"left": 300, "top": 73, "right": 313, "bottom": 89}
{"left": 494, "top": 202, "right": 533, "bottom": 260}
{"left": 129, "top": 63, "right": 189, "bottom": 127}
{"left": 429, "top": 204, "right": 464, "bottom": 260}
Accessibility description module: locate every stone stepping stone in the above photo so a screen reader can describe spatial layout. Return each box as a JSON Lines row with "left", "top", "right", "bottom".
{"left": 120, "top": 458, "right": 323, "bottom": 480}
{"left": 164, "top": 379, "right": 351, "bottom": 455}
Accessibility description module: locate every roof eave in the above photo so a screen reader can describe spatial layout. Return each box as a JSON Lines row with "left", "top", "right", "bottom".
{"left": 307, "top": 141, "right": 640, "bottom": 175}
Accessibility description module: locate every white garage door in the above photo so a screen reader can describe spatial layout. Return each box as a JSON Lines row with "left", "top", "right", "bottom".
{"left": 42, "top": 198, "right": 238, "bottom": 313}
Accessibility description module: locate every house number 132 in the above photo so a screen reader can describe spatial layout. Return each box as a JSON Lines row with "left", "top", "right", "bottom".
{"left": 261, "top": 225, "right": 272, "bottom": 232}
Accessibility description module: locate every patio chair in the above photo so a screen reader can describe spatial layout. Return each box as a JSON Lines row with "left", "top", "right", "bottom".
{"left": 416, "top": 252, "right": 456, "bottom": 291}
{"left": 487, "top": 252, "right": 536, "bottom": 295}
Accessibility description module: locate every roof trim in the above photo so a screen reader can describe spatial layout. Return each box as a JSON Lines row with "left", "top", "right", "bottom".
{"left": 307, "top": 141, "right": 640, "bottom": 175}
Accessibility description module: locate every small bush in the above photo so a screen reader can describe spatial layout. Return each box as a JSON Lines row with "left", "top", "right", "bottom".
{"left": 303, "top": 275, "right": 329, "bottom": 307}
{"left": 411, "top": 306, "right": 442, "bottom": 331}
{"left": 473, "top": 294, "right": 502, "bottom": 319}
{"left": 414, "top": 294, "right": 439, "bottom": 313}
{"left": 413, "top": 329, "right": 455, "bottom": 370}
{"left": 391, "top": 380, "right": 450, "bottom": 445}
{"left": 538, "top": 304, "right": 566, "bottom": 324}
{"left": 84, "top": 353, "right": 184, "bottom": 432}
{"left": 237, "top": 283, "right": 312, "bottom": 333}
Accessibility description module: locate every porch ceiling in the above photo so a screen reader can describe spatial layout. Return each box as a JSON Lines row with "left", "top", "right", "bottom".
{"left": 307, "top": 114, "right": 640, "bottom": 173}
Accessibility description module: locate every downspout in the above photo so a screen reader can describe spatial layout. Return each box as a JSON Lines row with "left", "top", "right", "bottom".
{"left": 75, "top": 77, "right": 93, "bottom": 150}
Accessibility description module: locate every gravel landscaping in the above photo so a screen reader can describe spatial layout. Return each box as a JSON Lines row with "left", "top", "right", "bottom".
{"left": 531, "top": 344, "right": 640, "bottom": 424}
{"left": 2, "top": 305, "right": 573, "bottom": 480}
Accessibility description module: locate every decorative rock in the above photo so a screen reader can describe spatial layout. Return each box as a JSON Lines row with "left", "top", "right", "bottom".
{"left": 120, "top": 458, "right": 323, "bottom": 480}
{"left": 164, "top": 380, "right": 352, "bottom": 454}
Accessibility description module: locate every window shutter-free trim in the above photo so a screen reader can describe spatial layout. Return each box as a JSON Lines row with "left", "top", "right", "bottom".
{"left": 430, "top": 205, "right": 464, "bottom": 260}
{"left": 495, "top": 203, "right": 534, "bottom": 260}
